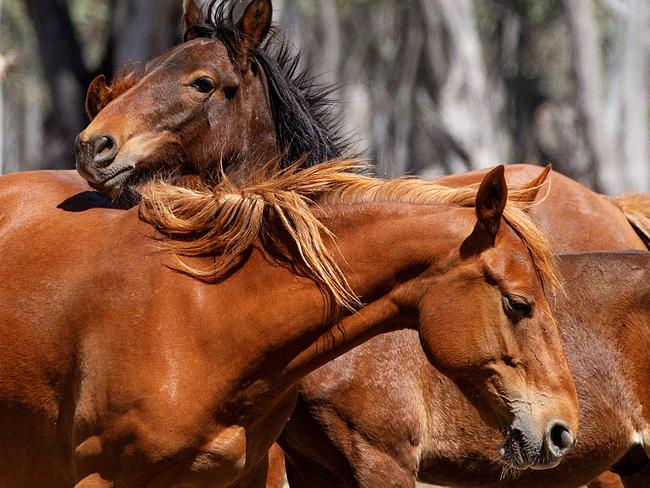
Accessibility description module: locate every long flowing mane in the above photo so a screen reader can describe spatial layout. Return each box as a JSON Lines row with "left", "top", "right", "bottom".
{"left": 139, "top": 160, "right": 559, "bottom": 310}
{"left": 185, "top": 0, "right": 349, "bottom": 166}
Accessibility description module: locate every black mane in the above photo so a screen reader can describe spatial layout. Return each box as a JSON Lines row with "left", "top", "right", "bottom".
{"left": 185, "top": 0, "right": 350, "bottom": 167}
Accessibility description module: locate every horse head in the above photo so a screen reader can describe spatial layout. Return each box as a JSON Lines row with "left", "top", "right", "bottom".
{"left": 76, "top": 0, "right": 345, "bottom": 199}
{"left": 408, "top": 166, "right": 579, "bottom": 470}
{"left": 76, "top": 0, "right": 278, "bottom": 198}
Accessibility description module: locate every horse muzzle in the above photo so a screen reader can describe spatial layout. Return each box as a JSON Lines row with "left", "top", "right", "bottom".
{"left": 75, "top": 132, "right": 135, "bottom": 194}
{"left": 499, "top": 417, "right": 575, "bottom": 470}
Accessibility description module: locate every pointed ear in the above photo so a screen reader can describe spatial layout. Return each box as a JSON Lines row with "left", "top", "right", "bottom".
{"left": 460, "top": 166, "right": 508, "bottom": 258}
{"left": 510, "top": 164, "right": 552, "bottom": 205}
{"left": 233, "top": 0, "right": 273, "bottom": 52}
{"left": 476, "top": 165, "right": 508, "bottom": 235}
{"left": 85, "top": 75, "right": 112, "bottom": 121}
{"left": 182, "top": 0, "right": 203, "bottom": 41}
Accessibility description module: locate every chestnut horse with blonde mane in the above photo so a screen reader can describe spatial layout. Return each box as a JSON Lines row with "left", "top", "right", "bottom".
{"left": 273, "top": 171, "right": 650, "bottom": 488}
{"left": 0, "top": 161, "right": 578, "bottom": 487}
{"left": 281, "top": 251, "right": 650, "bottom": 488}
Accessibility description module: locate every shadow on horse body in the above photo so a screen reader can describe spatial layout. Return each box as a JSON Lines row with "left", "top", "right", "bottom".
{"left": 0, "top": 162, "right": 579, "bottom": 487}
{"left": 280, "top": 252, "right": 650, "bottom": 488}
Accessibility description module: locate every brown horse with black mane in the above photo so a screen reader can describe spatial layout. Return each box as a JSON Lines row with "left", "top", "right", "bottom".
{"left": 281, "top": 251, "right": 650, "bottom": 488}
{"left": 76, "top": 0, "right": 347, "bottom": 199}
{"left": 0, "top": 161, "right": 578, "bottom": 487}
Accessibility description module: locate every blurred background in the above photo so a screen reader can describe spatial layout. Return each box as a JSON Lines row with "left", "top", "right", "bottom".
{"left": 0, "top": 0, "right": 648, "bottom": 192}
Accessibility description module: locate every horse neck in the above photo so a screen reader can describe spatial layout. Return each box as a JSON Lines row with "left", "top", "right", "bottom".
{"left": 615, "top": 271, "right": 650, "bottom": 420}
{"left": 269, "top": 202, "right": 471, "bottom": 391}
{"left": 557, "top": 254, "right": 650, "bottom": 421}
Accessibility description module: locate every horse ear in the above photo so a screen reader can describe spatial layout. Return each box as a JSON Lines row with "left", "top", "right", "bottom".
{"left": 510, "top": 164, "right": 552, "bottom": 205}
{"left": 461, "top": 166, "right": 508, "bottom": 258}
{"left": 182, "top": 0, "right": 203, "bottom": 41}
{"left": 233, "top": 0, "right": 273, "bottom": 52}
{"left": 475, "top": 165, "right": 508, "bottom": 236}
{"left": 85, "top": 75, "right": 112, "bottom": 121}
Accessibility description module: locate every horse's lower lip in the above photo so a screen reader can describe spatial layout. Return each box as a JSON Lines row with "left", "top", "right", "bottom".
{"left": 529, "top": 459, "right": 562, "bottom": 471}
{"left": 499, "top": 435, "right": 530, "bottom": 470}
{"left": 90, "top": 165, "right": 135, "bottom": 190}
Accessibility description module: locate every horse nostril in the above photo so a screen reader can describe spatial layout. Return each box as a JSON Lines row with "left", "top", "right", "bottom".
{"left": 548, "top": 422, "right": 574, "bottom": 457}
{"left": 92, "top": 135, "right": 118, "bottom": 168}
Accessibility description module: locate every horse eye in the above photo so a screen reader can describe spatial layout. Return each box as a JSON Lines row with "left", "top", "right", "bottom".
{"left": 503, "top": 295, "right": 533, "bottom": 322}
{"left": 190, "top": 77, "right": 216, "bottom": 94}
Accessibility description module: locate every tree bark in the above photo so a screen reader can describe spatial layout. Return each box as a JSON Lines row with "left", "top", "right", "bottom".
{"left": 604, "top": 0, "right": 650, "bottom": 192}
{"left": 386, "top": 13, "right": 423, "bottom": 176}
{"left": 25, "top": 0, "right": 90, "bottom": 168}
{"left": 314, "top": 0, "right": 341, "bottom": 89}
{"left": 563, "top": 0, "right": 612, "bottom": 192}
{"left": 420, "top": 0, "right": 507, "bottom": 170}
{"left": 111, "top": 0, "right": 182, "bottom": 69}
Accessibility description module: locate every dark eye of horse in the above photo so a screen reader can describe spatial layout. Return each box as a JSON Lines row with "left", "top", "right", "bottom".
{"left": 190, "top": 77, "right": 216, "bottom": 94}
{"left": 503, "top": 295, "right": 533, "bottom": 323}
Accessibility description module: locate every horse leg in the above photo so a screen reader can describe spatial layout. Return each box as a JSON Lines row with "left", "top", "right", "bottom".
{"left": 349, "top": 444, "right": 417, "bottom": 488}
{"left": 266, "top": 444, "right": 288, "bottom": 488}
{"left": 74, "top": 474, "right": 114, "bottom": 488}
{"left": 587, "top": 471, "right": 624, "bottom": 488}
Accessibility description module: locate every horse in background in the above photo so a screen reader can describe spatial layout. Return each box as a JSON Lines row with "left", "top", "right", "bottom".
{"left": 76, "top": 0, "right": 347, "bottom": 199}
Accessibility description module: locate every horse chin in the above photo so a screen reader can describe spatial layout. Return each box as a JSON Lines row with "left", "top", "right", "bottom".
{"left": 88, "top": 164, "right": 137, "bottom": 199}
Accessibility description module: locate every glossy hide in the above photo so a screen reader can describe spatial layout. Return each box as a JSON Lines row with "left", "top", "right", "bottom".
{"left": 0, "top": 168, "right": 578, "bottom": 487}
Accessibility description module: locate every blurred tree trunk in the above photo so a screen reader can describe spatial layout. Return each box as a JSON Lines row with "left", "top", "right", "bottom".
{"left": 385, "top": 12, "right": 422, "bottom": 176}
{"left": 603, "top": 0, "right": 650, "bottom": 192}
{"left": 419, "top": 0, "right": 508, "bottom": 171}
{"left": 314, "top": 0, "right": 340, "bottom": 88}
{"left": 367, "top": 0, "right": 398, "bottom": 175}
{"left": 563, "top": 0, "right": 612, "bottom": 192}
{"left": 111, "top": 0, "right": 181, "bottom": 68}
{"left": 25, "top": 0, "right": 90, "bottom": 168}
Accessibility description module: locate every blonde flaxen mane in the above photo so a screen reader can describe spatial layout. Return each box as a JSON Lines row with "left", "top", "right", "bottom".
{"left": 139, "top": 159, "right": 558, "bottom": 309}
